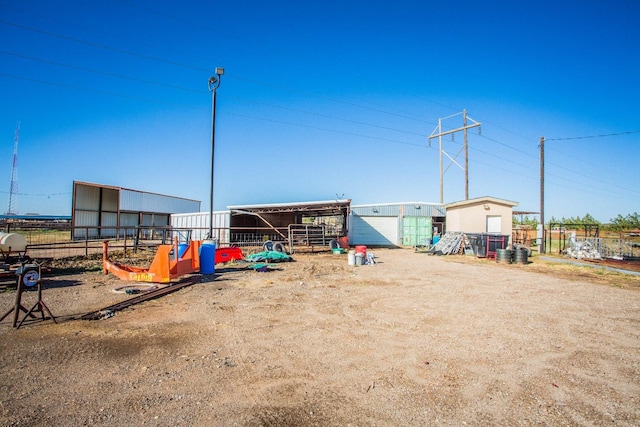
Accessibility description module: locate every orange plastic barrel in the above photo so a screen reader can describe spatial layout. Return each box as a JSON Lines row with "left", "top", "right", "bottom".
{"left": 355, "top": 245, "right": 367, "bottom": 257}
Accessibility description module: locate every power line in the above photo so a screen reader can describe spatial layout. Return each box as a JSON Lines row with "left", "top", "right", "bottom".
{"left": 233, "top": 96, "right": 426, "bottom": 137}
{"left": 225, "top": 112, "right": 428, "bottom": 148}
{"left": 546, "top": 129, "right": 640, "bottom": 141}
{"left": 0, "top": 49, "right": 201, "bottom": 93}
{"left": 0, "top": 72, "right": 189, "bottom": 106}
{"left": 0, "top": 19, "right": 209, "bottom": 72}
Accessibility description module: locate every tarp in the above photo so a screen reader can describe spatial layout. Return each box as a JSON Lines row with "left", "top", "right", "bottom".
{"left": 245, "top": 251, "right": 293, "bottom": 263}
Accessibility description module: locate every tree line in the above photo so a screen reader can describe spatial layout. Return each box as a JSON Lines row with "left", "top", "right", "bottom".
{"left": 513, "top": 212, "right": 640, "bottom": 231}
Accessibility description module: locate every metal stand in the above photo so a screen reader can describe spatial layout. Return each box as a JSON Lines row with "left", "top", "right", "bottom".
{"left": 0, "top": 264, "right": 56, "bottom": 328}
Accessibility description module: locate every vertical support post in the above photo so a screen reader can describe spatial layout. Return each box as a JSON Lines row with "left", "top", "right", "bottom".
{"left": 438, "top": 118, "right": 443, "bottom": 204}
{"left": 208, "top": 68, "right": 224, "bottom": 241}
{"left": 463, "top": 109, "right": 469, "bottom": 200}
{"left": 102, "top": 241, "right": 109, "bottom": 275}
{"left": 209, "top": 88, "right": 217, "bottom": 239}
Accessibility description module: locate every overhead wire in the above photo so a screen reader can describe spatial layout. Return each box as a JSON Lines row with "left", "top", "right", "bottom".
{"left": 0, "top": 49, "right": 202, "bottom": 94}
{"left": 546, "top": 129, "right": 640, "bottom": 141}
{"left": 0, "top": 72, "right": 189, "bottom": 106}
{"left": 0, "top": 18, "right": 209, "bottom": 72}
{"left": 225, "top": 112, "right": 427, "bottom": 148}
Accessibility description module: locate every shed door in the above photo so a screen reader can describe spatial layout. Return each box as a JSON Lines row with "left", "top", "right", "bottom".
{"left": 350, "top": 216, "right": 399, "bottom": 246}
{"left": 486, "top": 215, "right": 502, "bottom": 233}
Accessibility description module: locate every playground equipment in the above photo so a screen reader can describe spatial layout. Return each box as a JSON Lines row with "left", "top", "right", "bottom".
{"left": 103, "top": 240, "right": 246, "bottom": 283}
{"left": 103, "top": 239, "right": 203, "bottom": 283}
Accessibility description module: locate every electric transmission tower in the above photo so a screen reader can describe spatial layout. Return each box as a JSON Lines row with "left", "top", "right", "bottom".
{"left": 428, "top": 110, "right": 481, "bottom": 203}
{"left": 7, "top": 122, "right": 19, "bottom": 215}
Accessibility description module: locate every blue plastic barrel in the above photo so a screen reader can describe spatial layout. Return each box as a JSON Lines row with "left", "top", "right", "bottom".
{"left": 200, "top": 241, "right": 216, "bottom": 275}
{"left": 433, "top": 235, "right": 440, "bottom": 244}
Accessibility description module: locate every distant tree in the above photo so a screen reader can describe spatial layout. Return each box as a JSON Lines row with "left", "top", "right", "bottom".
{"left": 513, "top": 215, "right": 539, "bottom": 227}
{"left": 580, "top": 213, "right": 600, "bottom": 225}
{"left": 547, "top": 213, "right": 600, "bottom": 227}
{"left": 608, "top": 212, "right": 640, "bottom": 231}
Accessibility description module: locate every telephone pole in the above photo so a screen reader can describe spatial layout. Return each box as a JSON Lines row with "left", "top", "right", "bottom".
{"left": 428, "top": 110, "right": 481, "bottom": 203}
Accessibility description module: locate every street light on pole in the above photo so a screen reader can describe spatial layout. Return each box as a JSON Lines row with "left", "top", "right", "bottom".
{"left": 207, "top": 67, "right": 224, "bottom": 240}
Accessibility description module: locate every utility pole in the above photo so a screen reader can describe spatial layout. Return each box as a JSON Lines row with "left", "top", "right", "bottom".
{"left": 539, "top": 136, "right": 545, "bottom": 254}
{"left": 428, "top": 110, "right": 481, "bottom": 203}
{"left": 7, "top": 122, "right": 19, "bottom": 215}
{"left": 464, "top": 111, "right": 469, "bottom": 200}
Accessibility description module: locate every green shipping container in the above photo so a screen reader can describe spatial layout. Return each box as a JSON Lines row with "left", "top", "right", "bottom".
{"left": 402, "top": 216, "right": 432, "bottom": 247}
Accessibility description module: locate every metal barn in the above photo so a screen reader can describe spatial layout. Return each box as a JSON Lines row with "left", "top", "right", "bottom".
{"left": 170, "top": 200, "right": 351, "bottom": 251}
{"left": 72, "top": 181, "right": 201, "bottom": 239}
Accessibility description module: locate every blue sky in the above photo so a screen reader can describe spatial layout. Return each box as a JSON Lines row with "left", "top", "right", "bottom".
{"left": 1, "top": 0, "right": 638, "bottom": 223}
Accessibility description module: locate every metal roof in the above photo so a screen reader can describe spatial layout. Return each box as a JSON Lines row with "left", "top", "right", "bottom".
{"left": 73, "top": 180, "right": 200, "bottom": 204}
{"left": 228, "top": 199, "right": 351, "bottom": 215}
{"left": 445, "top": 196, "right": 518, "bottom": 209}
{"left": 0, "top": 215, "right": 71, "bottom": 221}
{"left": 351, "top": 202, "right": 446, "bottom": 217}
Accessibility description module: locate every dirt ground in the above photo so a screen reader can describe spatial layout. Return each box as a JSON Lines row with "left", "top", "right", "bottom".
{"left": 1, "top": 248, "right": 639, "bottom": 426}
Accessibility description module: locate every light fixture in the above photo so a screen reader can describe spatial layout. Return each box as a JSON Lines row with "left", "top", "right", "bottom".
{"left": 483, "top": 204, "right": 490, "bottom": 210}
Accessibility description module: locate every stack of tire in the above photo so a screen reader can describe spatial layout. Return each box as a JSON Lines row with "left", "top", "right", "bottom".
{"left": 512, "top": 245, "right": 531, "bottom": 265}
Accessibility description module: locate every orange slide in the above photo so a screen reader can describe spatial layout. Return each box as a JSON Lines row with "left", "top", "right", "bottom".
{"left": 103, "top": 239, "right": 202, "bottom": 283}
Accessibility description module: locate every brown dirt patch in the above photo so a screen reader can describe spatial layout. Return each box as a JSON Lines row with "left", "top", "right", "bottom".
{"left": 1, "top": 249, "right": 639, "bottom": 425}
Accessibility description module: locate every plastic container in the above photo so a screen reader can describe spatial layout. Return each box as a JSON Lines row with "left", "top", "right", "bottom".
{"left": 338, "top": 236, "right": 349, "bottom": 249}
{"left": 355, "top": 245, "right": 367, "bottom": 257}
{"left": 348, "top": 250, "right": 356, "bottom": 266}
{"left": 0, "top": 232, "right": 27, "bottom": 253}
{"left": 200, "top": 240, "right": 216, "bottom": 274}
{"left": 355, "top": 252, "right": 365, "bottom": 265}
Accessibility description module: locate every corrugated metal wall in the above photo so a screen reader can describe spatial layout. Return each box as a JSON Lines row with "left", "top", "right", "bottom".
{"left": 120, "top": 189, "right": 200, "bottom": 213}
{"left": 74, "top": 184, "right": 100, "bottom": 210}
{"left": 351, "top": 202, "right": 445, "bottom": 217}
{"left": 120, "top": 213, "right": 139, "bottom": 227}
{"left": 171, "top": 211, "right": 230, "bottom": 242}
{"left": 349, "top": 215, "right": 399, "bottom": 246}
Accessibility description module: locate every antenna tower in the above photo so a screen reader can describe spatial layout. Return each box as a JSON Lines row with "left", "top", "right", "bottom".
{"left": 7, "top": 122, "right": 19, "bottom": 215}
